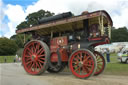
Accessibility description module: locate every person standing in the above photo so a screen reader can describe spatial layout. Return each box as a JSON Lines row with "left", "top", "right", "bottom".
{"left": 106, "top": 48, "right": 110, "bottom": 62}
{"left": 19, "top": 57, "right": 21, "bottom": 62}
{"left": 15, "top": 54, "right": 18, "bottom": 62}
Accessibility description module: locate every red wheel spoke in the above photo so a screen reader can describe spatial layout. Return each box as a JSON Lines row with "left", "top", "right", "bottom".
{"left": 35, "top": 43, "right": 40, "bottom": 53}
{"left": 34, "top": 62, "right": 38, "bottom": 72}
{"left": 31, "top": 62, "right": 35, "bottom": 69}
{"left": 25, "top": 58, "right": 31, "bottom": 62}
{"left": 31, "top": 46, "right": 34, "bottom": 54}
{"left": 38, "top": 61, "right": 43, "bottom": 68}
{"left": 38, "top": 59, "right": 44, "bottom": 64}
{"left": 27, "top": 62, "right": 33, "bottom": 70}
{"left": 84, "top": 64, "right": 92, "bottom": 68}
{"left": 79, "top": 52, "right": 82, "bottom": 61}
{"left": 79, "top": 56, "right": 82, "bottom": 62}
{"left": 82, "top": 67, "right": 87, "bottom": 73}
{"left": 33, "top": 64, "right": 36, "bottom": 72}
{"left": 37, "top": 48, "right": 44, "bottom": 55}
{"left": 39, "top": 49, "right": 44, "bottom": 55}
{"left": 76, "top": 55, "right": 80, "bottom": 60}
{"left": 27, "top": 48, "right": 33, "bottom": 54}
{"left": 85, "top": 67, "right": 90, "bottom": 73}
{"left": 74, "top": 67, "right": 80, "bottom": 72}
{"left": 27, "top": 51, "right": 32, "bottom": 56}
{"left": 84, "top": 60, "right": 93, "bottom": 64}
{"left": 83, "top": 56, "right": 90, "bottom": 63}
{"left": 25, "top": 55, "right": 31, "bottom": 58}
{"left": 38, "top": 54, "right": 45, "bottom": 58}
{"left": 36, "top": 62, "right": 40, "bottom": 69}
{"left": 82, "top": 66, "right": 86, "bottom": 74}
{"left": 83, "top": 66, "right": 89, "bottom": 73}
{"left": 39, "top": 57, "right": 45, "bottom": 60}
{"left": 26, "top": 61, "right": 32, "bottom": 65}
{"left": 73, "top": 58, "right": 79, "bottom": 64}
{"left": 32, "top": 43, "right": 36, "bottom": 54}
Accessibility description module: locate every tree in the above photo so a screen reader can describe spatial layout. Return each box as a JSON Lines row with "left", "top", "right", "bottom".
{"left": 111, "top": 27, "right": 128, "bottom": 42}
{"left": 0, "top": 37, "right": 18, "bottom": 55}
{"left": 16, "top": 21, "right": 29, "bottom": 30}
{"left": 16, "top": 9, "right": 54, "bottom": 30}
{"left": 10, "top": 34, "right": 32, "bottom": 48}
{"left": 15, "top": 9, "right": 54, "bottom": 48}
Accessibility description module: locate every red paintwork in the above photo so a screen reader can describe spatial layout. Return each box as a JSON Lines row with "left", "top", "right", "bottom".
{"left": 88, "top": 37, "right": 102, "bottom": 41}
{"left": 50, "top": 36, "right": 68, "bottom": 52}
{"left": 59, "top": 48, "right": 69, "bottom": 61}
{"left": 50, "top": 48, "right": 69, "bottom": 62}
{"left": 50, "top": 52, "right": 58, "bottom": 62}
{"left": 94, "top": 37, "right": 110, "bottom": 47}
{"left": 50, "top": 36, "right": 69, "bottom": 62}
{"left": 88, "top": 37, "right": 110, "bottom": 47}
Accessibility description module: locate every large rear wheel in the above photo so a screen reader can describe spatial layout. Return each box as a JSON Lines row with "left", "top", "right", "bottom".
{"left": 94, "top": 51, "right": 106, "bottom": 76}
{"left": 22, "top": 40, "right": 50, "bottom": 75}
{"left": 69, "top": 49, "right": 97, "bottom": 79}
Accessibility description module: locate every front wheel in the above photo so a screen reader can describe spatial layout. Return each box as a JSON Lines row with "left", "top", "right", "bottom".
{"left": 69, "top": 49, "right": 97, "bottom": 79}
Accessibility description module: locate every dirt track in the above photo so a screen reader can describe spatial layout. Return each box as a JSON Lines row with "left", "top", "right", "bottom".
{"left": 0, "top": 63, "right": 128, "bottom": 85}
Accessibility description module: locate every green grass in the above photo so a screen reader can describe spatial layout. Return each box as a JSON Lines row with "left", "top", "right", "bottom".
{"left": 103, "top": 53, "right": 128, "bottom": 76}
{"left": 104, "top": 63, "right": 128, "bottom": 75}
{"left": 0, "top": 56, "right": 16, "bottom": 63}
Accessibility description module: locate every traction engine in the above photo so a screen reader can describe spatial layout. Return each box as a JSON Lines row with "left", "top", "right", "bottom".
{"left": 17, "top": 10, "right": 113, "bottom": 79}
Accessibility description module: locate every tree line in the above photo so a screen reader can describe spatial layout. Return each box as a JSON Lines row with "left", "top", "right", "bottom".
{"left": 111, "top": 27, "right": 128, "bottom": 42}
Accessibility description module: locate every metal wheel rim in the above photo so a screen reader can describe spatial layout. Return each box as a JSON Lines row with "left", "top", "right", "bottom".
{"left": 22, "top": 40, "right": 48, "bottom": 75}
{"left": 69, "top": 49, "right": 96, "bottom": 79}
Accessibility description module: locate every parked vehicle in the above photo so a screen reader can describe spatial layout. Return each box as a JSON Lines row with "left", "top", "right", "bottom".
{"left": 118, "top": 48, "right": 128, "bottom": 63}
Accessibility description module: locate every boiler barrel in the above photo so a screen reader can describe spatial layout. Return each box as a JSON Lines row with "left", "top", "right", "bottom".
{"left": 38, "top": 12, "right": 73, "bottom": 24}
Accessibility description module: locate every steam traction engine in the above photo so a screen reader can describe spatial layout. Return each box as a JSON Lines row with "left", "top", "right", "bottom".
{"left": 16, "top": 10, "right": 113, "bottom": 79}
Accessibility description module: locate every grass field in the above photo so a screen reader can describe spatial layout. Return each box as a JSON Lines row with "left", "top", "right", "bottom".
{"left": 0, "top": 56, "right": 16, "bottom": 63}
{"left": 104, "top": 63, "right": 128, "bottom": 75}
{"left": 104, "top": 53, "right": 128, "bottom": 75}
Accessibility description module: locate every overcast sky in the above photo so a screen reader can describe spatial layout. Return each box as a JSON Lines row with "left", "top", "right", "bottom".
{"left": 0, "top": 0, "right": 128, "bottom": 38}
